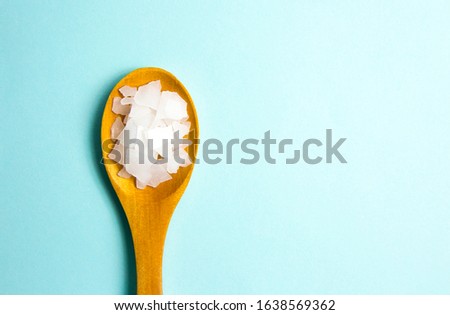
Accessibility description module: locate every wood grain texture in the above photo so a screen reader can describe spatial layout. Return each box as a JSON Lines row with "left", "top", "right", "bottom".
{"left": 100, "top": 68, "right": 199, "bottom": 295}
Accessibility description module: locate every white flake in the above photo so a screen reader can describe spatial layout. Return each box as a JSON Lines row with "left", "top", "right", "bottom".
{"left": 119, "top": 85, "right": 137, "bottom": 97}
{"left": 112, "top": 97, "right": 130, "bottom": 115}
{"left": 118, "top": 167, "right": 131, "bottom": 179}
{"left": 111, "top": 117, "right": 124, "bottom": 140}
{"left": 134, "top": 80, "right": 161, "bottom": 109}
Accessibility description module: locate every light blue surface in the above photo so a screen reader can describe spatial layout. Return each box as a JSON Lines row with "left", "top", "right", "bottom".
{"left": 1, "top": 0, "right": 449, "bottom": 294}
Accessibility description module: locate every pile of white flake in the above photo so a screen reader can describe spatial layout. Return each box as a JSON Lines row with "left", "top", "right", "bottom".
{"left": 108, "top": 80, "right": 191, "bottom": 189}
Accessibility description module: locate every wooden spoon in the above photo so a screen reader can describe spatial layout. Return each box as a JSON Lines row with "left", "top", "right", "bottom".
{"left": 100, "top": 68, "right": 199, "bottom": 294}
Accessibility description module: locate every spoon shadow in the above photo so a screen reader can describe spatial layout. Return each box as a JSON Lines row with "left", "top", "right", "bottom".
{"left": 89, "top": 69, "right": 137, "bottom": 294}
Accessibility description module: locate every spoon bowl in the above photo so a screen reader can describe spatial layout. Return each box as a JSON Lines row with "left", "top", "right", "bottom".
{"left": 101, "top": 67, "right": 199, "bottom": 294}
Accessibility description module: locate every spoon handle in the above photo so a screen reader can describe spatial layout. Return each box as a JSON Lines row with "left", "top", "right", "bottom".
{"left": 127, "top": 201, "right": 173, "bottom": 295}
{"left": 133, "top": 231, "right": 165, "bottom": 294}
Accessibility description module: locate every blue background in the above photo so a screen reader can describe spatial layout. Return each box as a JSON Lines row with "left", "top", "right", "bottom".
{"left": 1, "top": 0, "right": 449, "bottom": 294}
